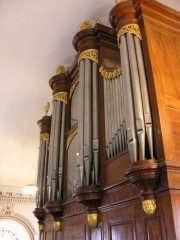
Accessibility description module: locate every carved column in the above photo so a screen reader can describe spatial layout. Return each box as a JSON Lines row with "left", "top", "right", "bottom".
{"left": 33, "top": 114, "right": 51, "bottom": 232}
{"left": 44, "top": 66, "right": 68, "bottom": 231}
{"left": 72, "top": 21, "right": 101, "bottom": 227}
{"left": 110, "top": 1, "right": 159, "bottom": 216}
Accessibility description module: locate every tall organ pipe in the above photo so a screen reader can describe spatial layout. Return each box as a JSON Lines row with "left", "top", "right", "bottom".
{"left": 120, "top": 35, "right": 137, "bottom": 162}
{"left": 134, "top": 36, "right": 153, "bottom": 159}
{"left": 78, "top": 59, "right": 85, "bottom": 186}
{"left": 126, "top": 33, "right": 145, "bottom": 160}
{"left": 92, "top": 61, "right": 99, "bottom": 185}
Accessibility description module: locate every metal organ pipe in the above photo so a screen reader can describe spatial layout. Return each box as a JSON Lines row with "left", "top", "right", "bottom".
{"left": 120, "top": 35, "right": 137, "bottom": 162}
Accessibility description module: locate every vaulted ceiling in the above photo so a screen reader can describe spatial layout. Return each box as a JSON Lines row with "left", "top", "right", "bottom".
{"left": 0, "top": 0, "right": 179, "bottom": 192}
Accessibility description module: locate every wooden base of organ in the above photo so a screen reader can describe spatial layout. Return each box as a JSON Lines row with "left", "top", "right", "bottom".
{"left": 34, "top": 0, "right": 180, "bottom": 239}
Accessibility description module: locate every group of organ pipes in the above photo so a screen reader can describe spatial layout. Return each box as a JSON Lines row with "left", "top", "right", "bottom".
{"left": 34, "top": 17, "right": 156, "bottom": 232}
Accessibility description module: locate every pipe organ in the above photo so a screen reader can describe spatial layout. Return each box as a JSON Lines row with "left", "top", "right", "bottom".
{"left": 33, "top": 1, "right": 180, "bottom": 239}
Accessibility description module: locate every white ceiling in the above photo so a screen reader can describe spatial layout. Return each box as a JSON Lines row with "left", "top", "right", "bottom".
{"left": 0, "top": 0, "right": 179, "bottom": 191}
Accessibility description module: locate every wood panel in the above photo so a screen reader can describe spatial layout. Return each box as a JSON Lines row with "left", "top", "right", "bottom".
{"left": 143, "top": 16, "right": 180, "bottom": 165}
{"left": 145, "top": 216, "right": 166, "bottom": 240}
{"left": 110, "top": 222, "right": 134, "bottom": 240}
{"left": 64, "top": 223, "right": 86, "bottom": 240}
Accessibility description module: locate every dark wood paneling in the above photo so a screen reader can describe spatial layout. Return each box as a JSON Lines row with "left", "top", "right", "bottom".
{"left": 110, "top": 222, "right": 134, "bottom": 240}
{"left": 146, "top": 216, "right": 166, "bottom": 240}
{"left": 64, "top": 223, "right": 86, "bottom": 240}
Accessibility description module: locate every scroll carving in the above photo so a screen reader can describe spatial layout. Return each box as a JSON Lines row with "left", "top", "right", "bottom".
{"left": 53, "top": 92, "right": 68, "bottom": 104}
{"left": 118, "top": 24, "right": 142, "bottom": 41}
{"left": 99, "top": 65, "right": 122, "bottom": 79}
{"left": 66, "top": 127, "right": 78, "bottom": 150}
{"left": 78, "top": 49, "right": 98, "bottom": 64}
{"left": 69, "top": 78, "right": 79, "bottom": 99}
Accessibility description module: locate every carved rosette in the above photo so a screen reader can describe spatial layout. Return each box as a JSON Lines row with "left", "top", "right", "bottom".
{"left": 125, "top": 160, "right": 159, "bottom": 216}
{"left": 73, "top": 185, "right": 101, "bottom": 228}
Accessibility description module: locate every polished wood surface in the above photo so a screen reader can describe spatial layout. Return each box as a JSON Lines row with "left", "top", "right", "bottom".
{"left": 40, "top": 1, "right": 180, "bottom": 239}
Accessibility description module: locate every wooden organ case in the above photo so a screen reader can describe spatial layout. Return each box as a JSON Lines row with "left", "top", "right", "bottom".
{"left": 33, "top": 0, "right": 180, "bottom": 239}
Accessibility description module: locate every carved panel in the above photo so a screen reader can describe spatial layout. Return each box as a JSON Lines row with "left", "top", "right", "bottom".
{"left": 145, "top": 216, "right": 166, "bottom": 240}
{"left": 45, "top": 231, "right": 54, "bottom": 240}
{"left": 64, "top": 223, "right": 86, "bottom": 240}
{"left": 144, "top": 20, "right": 180, "bottom": 164}
{"left": 109, "top": 221, "right": 134, "bottom": 240}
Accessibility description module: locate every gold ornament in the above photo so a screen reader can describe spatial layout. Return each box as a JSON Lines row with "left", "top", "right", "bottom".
{"left": 66, "top": 127, "right": 78, "bottom": 150}
{"left": 53, "top": 92, "right": 67, "bottom": 104}
{"left": 40, "top": 133, "right": 50, "bottom": 144}
{"left": 142, "top": 199, "right": 156, "bottom": 217}
{"left": 53, "top": 221, "right": 62, "bottom": 231}
{"left": 56, "top": 65, "right": 66, "bottom": 75}
{"left": 44, "top": 102, "right": 50, "bottom": 115}
{"left": 117, "top": 24, "right": 142, "bottom": 41}
{"left": 115, "top": 0, "right": 122, "bottom": 4}
{"left": 80, "top": 21, "right": 92, "bottom": 31}
{"left": 78, "top": 49, "right": 98, "bottom": 65}
{"left": 69, "top": 78, "right": 79, "bottom": 99}
{"left": 99, "top": 65, "right": 122, "bottom": 79}
{"left": 95, "top": 18, "right": 103, "bottom": 25}
{"left": 87, "top": 213, "right": 99, "bottom": 228}
{"left": 39, "top": 224, "right": 45, "bottom": 232}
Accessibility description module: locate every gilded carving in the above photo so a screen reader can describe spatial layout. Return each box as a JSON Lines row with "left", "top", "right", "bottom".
{"left": 95, "top": 18, "right": 103, "bottom": 25}
{"left": 53, "top": 92, "right": 68, "bottom": 104}
{"left": 142, "top": 199, "right": 156, "bottom": 216}
{"left": 66, "top": 127, "right": 78, "bottom": 150}
{"left": 40, "top": 133, "right": 50, "bottom": 144}
{"left": 87, "top": 213, "right": 99, "bottom": 228}
{"left": 53, "top": 221, "right": 62, "bottom": 231}
{"left": 69, "top": 78, "right": 79, "bottom": 99}
{"left": 39, "top": 224, "right": 45, "bottom": 232}
{"left": 78, "top": 49, "right": 98, "bottom": 64}
{"left": 99, "top": 65, "right": 122, "bottom": 79}
{"left": 117, "top": 24, "right": 142, "bottom": 41}
{"left": 56, "top": 65, "right": 66, "bottom": 75}
{"left": 80, "top": 21, "right": 92, "bottom": 31}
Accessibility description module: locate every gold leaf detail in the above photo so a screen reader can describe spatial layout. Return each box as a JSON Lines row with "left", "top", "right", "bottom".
{"left": 87, "top": 213, "right": 99, "bottom": 228}
{"left": 69, "top": 78, "right": 79, "bottom": 99}
{"left": 66, "top": 127, "right": 78, "bottom": 150}
{"left": 78, "top": 49, "right": 98, "bottom": 65}
{"left": 53, "top": 92, "right": 67, "bottom": 104}
{"left": 115, "top": 0, "right": 122, "bottom": 4}
{"left": 56, "top": 65, "right": 66, "bottom": 75}
{"left": 40, "top": 133, "right": 50, "bottom": 144}
{"left": 142, "top": 199, "right": 156, "bottom": 217}
{"left": 53, "top": 221, "right": 62, "bottom": 231}
{"left": 99, "top": 65, "right": 122, "bottom": 79}
{"left": 39, "top": 224, "right": 45, "bottom": 232}
{"left": 80, "top": 21, "right": 92, "bottom": 31}
{"left": 117, "top": 24, "right": 142, "bottom": 41}
{"left": 95, "top": 18, "right": 103, "bottom": 25}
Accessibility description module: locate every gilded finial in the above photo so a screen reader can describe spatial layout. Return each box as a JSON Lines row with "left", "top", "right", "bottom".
{"left": 44, "top": 102, "right": 50, "bottom": 115}
{"left": 95, "top": 18, "right": 103, "bottom": 25}
{"left": 80, "top": 21, "right": 92, "bottom": 31}
{"left": 56, "top": 65, "right": 66, "bottom": 75}
{"left": 142, "top": 199, "right": 156, "bottom": 217}
{"left": 115, "top": 0, "right": 121, "bottom": 4}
